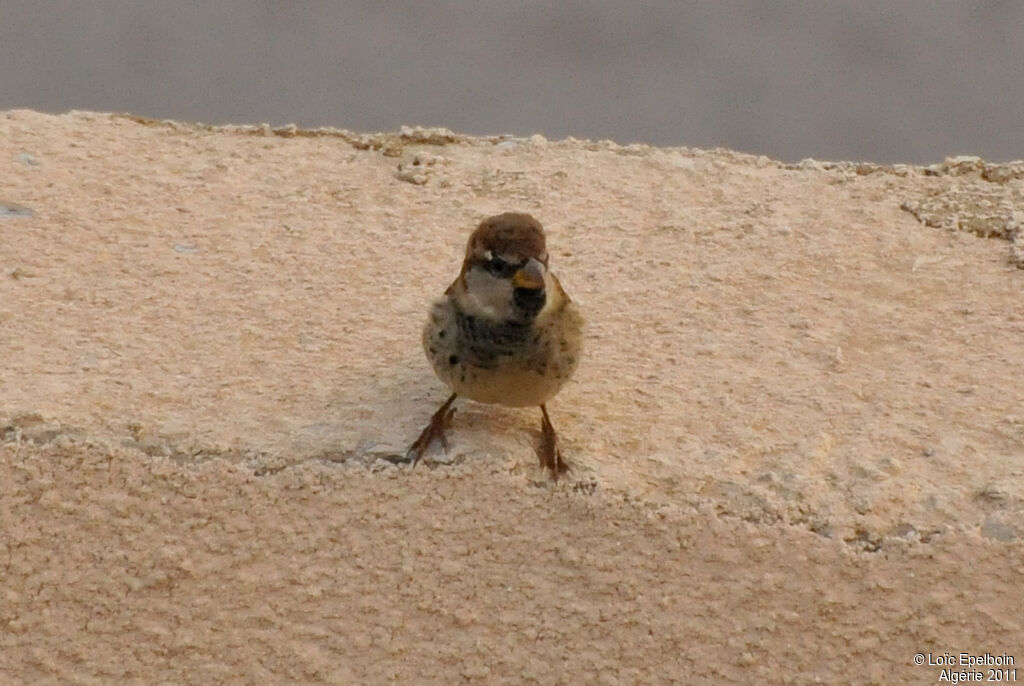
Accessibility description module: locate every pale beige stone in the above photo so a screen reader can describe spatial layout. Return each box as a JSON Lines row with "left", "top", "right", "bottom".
{"left": 1, "top": 110, "right": 1021, "bottom": 684}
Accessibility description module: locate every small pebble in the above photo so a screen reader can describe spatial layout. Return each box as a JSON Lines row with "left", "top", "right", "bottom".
{"left": 0, "top": 201, "right": 34, "bottom": 218}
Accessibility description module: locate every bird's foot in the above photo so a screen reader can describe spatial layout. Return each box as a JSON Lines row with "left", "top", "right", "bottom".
{"left": 539, "top": 404, "right": 569, "bottom": 482}
{"left": 407, "top": 394, "right": 457, "bottom": 467}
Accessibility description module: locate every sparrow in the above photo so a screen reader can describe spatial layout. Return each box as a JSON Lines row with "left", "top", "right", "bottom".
{"left": 407, "top": 212, "right": 583, "bottom": 480}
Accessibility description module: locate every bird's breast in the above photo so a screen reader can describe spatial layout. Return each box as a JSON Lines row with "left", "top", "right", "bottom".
{"left": 422, "top": 297, "right": 581, "bottom": 407}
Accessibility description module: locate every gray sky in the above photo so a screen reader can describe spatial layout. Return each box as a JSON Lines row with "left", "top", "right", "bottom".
{"left": 3, "top": 1, "right": 1023, "bottom": 163}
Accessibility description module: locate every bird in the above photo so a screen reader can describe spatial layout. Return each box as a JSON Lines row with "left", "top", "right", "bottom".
{"left": 407, "top": 212, "right": 583, "bottom": 480}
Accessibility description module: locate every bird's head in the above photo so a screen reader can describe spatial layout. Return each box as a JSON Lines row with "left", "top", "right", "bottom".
{"left": 454, "top": 212, "right": 552, "bottom": 323}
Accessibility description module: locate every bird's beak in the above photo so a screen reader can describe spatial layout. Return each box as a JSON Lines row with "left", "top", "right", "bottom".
{"left": 512, "top": 257, "right": 545, "bottom": 290}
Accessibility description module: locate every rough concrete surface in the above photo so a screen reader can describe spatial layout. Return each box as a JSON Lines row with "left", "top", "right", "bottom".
{"left": 1, "top": 110, "right": 1022, "bottom": 684}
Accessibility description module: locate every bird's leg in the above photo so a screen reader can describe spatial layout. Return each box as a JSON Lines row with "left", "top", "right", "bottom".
{"left": 407, "top": 393, "right": 458, "bottom": 466}
{"left": 539, "top": 404, "right": 569, "bottom": 481}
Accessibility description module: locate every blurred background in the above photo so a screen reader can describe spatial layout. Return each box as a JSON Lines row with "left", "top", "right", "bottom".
{"left": 2, "top": 1, "right": 1022, "bottom": 163}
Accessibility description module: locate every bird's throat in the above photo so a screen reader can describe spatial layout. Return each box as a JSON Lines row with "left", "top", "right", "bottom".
{"left": 513, "top": 287, "right": 546, "bottom": 320}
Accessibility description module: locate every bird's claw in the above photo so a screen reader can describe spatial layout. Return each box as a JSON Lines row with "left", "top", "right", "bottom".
{"left": 407, "top": 397, "right": 457, "bottom": 467}
{"left": 539, "top": 406, "right": 569, "bottom": 482}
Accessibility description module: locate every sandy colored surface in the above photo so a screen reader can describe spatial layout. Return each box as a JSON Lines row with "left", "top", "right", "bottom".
{"left": 1, "top": 110, "right": 1023, "bottom": 684}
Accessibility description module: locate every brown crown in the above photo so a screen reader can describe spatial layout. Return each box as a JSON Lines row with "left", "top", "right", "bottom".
{"left": 464, "top": 213, "right": 548, "bottom": 266}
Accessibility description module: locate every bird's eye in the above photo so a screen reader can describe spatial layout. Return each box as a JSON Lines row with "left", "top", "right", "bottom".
{"left": 484, "top": 257, "right": 516, "bottom": 278}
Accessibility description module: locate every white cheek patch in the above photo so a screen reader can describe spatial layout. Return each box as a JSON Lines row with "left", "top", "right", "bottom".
{"left": 463, "top": 267, "right": 515, "bottom": 319}
{"left": 537, "top": 271, "right": 557, "bottom": 317}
